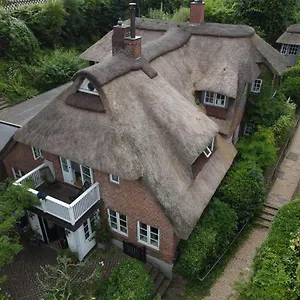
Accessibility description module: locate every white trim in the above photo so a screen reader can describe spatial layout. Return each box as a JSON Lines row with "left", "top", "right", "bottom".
{"left": 203, "top": 137, "right": 215, "bottom": 158}
{"left": 280, "top": 43, "right": 289, "bottom": 55}
{"left": 137, "top": 221, "right": 160, "bottom": 250}
{"left": 251, "top": 79, "right": 263, "bottom": 93}
{"left": 31, "top": 146, "right": 42, "bottom": 160}
{"left": 109, "top": 174, "right": 120, "bottom": 185}
{"left": 80, "top": 165, "right": 94, "bottom": 185}
{"left": 107, "top": 209, "right": 128, "bottom": 236}
{"left": 12, "top": 167, "right": 24, "bottom": 179}
{"left": 78, "top": 78, "right": 99, "bottom": 96}
{"left": 204, "top": 91, "right": 227, "bottom": 108}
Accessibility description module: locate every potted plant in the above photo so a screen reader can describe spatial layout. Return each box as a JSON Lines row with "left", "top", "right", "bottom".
{"left": 95, "top": 218, "right": 112, "bottom": 250}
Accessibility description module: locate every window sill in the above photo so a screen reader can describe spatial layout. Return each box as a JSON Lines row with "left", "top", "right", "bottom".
{"left": 110, "top": 227, "right": 128, "bottom": 237}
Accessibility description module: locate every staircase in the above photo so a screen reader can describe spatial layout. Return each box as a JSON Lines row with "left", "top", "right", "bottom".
{"left": 144, "top": 263, "right": 171, "bottom": 299}
{"left": 0, "top": 99, "right": 8, "bottom": 111}
{"left": 256, "top": 202, "right": 279, "bottom": 228}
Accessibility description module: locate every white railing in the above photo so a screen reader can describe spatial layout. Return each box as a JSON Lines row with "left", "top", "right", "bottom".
{"left": 14, "top": 165, "right": 100, "bottom": 225}
{"left": 14, "top": 163, "right": 47, "bottom": 188}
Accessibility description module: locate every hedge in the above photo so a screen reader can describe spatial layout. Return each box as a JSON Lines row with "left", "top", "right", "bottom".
{"left": 175, "top": 199, "right": 238, "bottom": 279}
{"left": 237, "top": 199, "right": 300, "bottom": 300}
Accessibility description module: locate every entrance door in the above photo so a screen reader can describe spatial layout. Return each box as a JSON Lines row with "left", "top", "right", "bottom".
{"left": 60, "top": 157, "right": 74, "bottom": 184}
{"left": 80, "top": 213, "right": 98, "bottom": 259}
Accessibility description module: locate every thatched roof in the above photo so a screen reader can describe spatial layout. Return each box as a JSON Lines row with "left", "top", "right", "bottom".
{"left": 15, "top": 18, "right": 287, "bottom": 239}
{"left": 277, "top": 24, "right": 300, "bottom": 45}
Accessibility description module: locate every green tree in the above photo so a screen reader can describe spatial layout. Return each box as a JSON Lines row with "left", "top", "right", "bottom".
{"left": 235, "top": 0, "right": 299, "bottom": 43}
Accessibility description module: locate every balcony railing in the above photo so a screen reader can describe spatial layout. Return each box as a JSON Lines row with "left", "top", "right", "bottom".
{"left": 14, "top": 163, "right": 100, "bottom": 225}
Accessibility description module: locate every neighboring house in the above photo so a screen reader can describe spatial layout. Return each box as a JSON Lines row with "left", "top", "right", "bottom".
{"left": 277, "top": 24, "right": 300, "bottom": 67}
{"left": 3, "top": 2, "right": 287, "bottom": 277}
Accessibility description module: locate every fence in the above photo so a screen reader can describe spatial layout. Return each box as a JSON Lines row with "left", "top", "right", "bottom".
{"left": 1, "top": 0, "right": 47, "bottom": 9}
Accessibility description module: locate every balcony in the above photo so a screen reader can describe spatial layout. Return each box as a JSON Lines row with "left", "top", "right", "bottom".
{"left": 14, "top": 163, "right": 100, "bottom": 225}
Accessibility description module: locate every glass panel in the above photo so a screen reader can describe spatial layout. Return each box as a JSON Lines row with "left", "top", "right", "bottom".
{"left": 151, "top": 227, "right": 158, "bottom": 234}
{"left": 110, "top": 216, "right": 117, "bottom": 223}
{"left": 151, "top": 232, "right": 158, "bottom": 239}
{"left": 109, "top": 210, "right": 116, "bottom": 217}
{"left": 150, "top": 239, "right": 158, "bottom": 247}
{"left": 140, "top": 222, "right": 147, "bottom": 230}
{"left": 120, "top": 214, "right": 126, "bottom": 222}
{"left": 110, "top": 222, "right": 118, "bottom": 229}
{"left": 215, "top": 94, "right": 226, "bottom": 107}
{"left": 140, "top": 235, "right": 147, "bottom": 242}
{"left": 204, "top": 91, "right": 214, "bottom": 104}
{"left": 120, "top": 220, "right": 127, "bottom": 227}
{"left": 82, "top": 174, "right": 91, "bottom": 185}
{"left": 82, "top": 165, "right": 90, "bottom": 176}
{"left": 83, "top": 221, "right": 90, "bottom": 239}
{"left": 120, "top": 226, "right": 127, "bottom": 233}
{"left": 140, "top": 229, "right": 147, "bottom": 236}
{"left": 111, "top": 175, "right": 119, "bottom": 182}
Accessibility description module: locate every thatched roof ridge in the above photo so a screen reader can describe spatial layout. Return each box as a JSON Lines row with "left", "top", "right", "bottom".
{"left": 287, "top": 24, "right": 300, "bottom": 33}
{"left": 277, "top": 25, "right": 300, "bottom": 45}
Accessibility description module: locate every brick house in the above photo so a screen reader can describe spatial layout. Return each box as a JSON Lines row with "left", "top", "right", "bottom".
{"left": 3, "top": 2, "right": 287, "bottom": 278}
{"left": 277, "top": 24, "right": 300, "bottom": 67}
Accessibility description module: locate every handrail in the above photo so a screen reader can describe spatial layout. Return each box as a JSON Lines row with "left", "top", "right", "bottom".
{"left": 70, "top": 182, "right": 99, "bottom": 207}
{"left": 14, "top": 162, "right": 47, "bottom": 184}
{"left": 45, "top": 195, "right": 70, "bottom": 208}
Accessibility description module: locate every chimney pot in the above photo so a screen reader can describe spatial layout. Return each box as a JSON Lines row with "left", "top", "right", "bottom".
{"left": 190, "top": 1, "right": 205, "bottom": 24}
{"left": 129, "top": 2, "right": 136, "bottom": 38}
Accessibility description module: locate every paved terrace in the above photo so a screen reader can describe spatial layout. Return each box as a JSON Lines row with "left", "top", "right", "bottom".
{"left": 202, "top": 122, "right": 300, "bottom": 300}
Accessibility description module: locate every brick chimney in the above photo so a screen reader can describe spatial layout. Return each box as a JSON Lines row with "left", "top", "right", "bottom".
{"left": 124, "top": 3, "right": 142, "bottom": 59}
{"left": 112, "top": 18, "right": 131, "bottom": 56}
{"left": 190, "top": 0, "right": 205, "bottom": 24}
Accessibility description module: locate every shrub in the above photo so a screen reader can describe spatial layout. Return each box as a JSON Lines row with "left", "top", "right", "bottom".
{"left": 0, "top": 9, "right": 38, "bottom": 60}
{"left": 219, "top": 160, "right": 265, "bottom": 226}
{"left": 105, "top": 258, "right": 153, "bottom": 300}
{"left": 282, "top": 76, "right": 300, "bottom": 106}
{"left": 236, "top": 199, "right": 300, "bottom": 300}
{"left": 272, "top": 110, "right": 295, "bottom": 146}
{"left": 95, "top": 218, "right": 112, "bottom": 244}
{"left": 12, "top": 0, "right": 67, "bottom": 47}
{"left": 175, "top": 199, "right": 237, "bottom": 279}
{"left": 33, "top": 49, "right": 86, "bottom": 92}
{"left": 237, "top": 126, "right": 277, "bottom": 169}
{"left": 57, "top": 247, "right": 78, "bottom": 263}
{"left": 171, "top": 7, "right": 190, "bottom": 22}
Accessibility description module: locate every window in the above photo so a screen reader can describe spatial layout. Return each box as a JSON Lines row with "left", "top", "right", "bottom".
{"left": 12, "top": 168, "right": 25, "bottom": 179}
{"left": 203, "top": 137, "right": 215, "bottom": 158}
{"left": 31, "top": 147, "right": 42, "bottom": 160}
{"left": 137, "top": 222, "right": 160, "bottom": 249}
{"left": 108, "top": 209, "right": 128, "bottom": 236}
{"left": 288, "top": 44, "right": 299, "bottom": 55}
{"left": 78, "top": 78, "right": 99, "bottom": 95}
{"left": 280, "top": 44, "right": 289, "bottom": 55}
{"left": 109, "top": 174, "right": 120, "bottom": 184}
{"left": 251, "top": 79, "right": 263, "bottom": 93}
{"left": 204, "top": 92, "right": 227, "bottom": 108}
{"left": 83, "top": 220, "right": 90, "bottom": 240}
{"left": 244, "top": 121, "right": 255, "bottom": 136}
{"left": 80, "top": 165, "right": 93, "bottom": 185}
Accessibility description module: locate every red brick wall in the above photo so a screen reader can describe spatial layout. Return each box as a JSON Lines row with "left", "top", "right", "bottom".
{"left": 94, "top": 170, "right": 178, "bottom": 264}
{"left": 4, "top": 142, "right": 178, "bottom": 264}
{"left": 3, "top": 143, "right": 63, "bottom": 182}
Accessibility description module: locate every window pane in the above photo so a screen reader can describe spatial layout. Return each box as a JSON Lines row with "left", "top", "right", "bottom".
{"left": 109, "top": 210, "right": 116, "bottom": 217}
{"left": 140, "top": 235, "right": 147, "bottom": 242}
{"left": 120, "top": 226, "right": 127, "bottom": 233}
{"left": 110, "top": 216, "right": 117, "bottom": 223}
{"left": 151, "top": 227, "right": 158, "bottom": 234}
{"left": 82, "top": 166, "right": 90, "bottom": 176}
{"left": 150, "top": 239, "right": 158, "bottom": 247}
{"left": 140, "top": 229, "right": 147, "bottom": 236}
{"left": 110, "top": 222, "right": 118, "bottom": 229}
{"left": 151, "top": 232, "right": 158, "bottom": 240}
{"left": 140, "top": 222, "right": 147, "bottom": 230}
{"left": 120, "top": 220, "right": 127, "bottom": 227}
{"left": 204, "top": 91, "right": 214, "bottom": 104}
{"left": 112, "top": 175, "right": 119, "bottom": 182}
{"left": 120, "top": 214, "right": 126, "bottom": 222}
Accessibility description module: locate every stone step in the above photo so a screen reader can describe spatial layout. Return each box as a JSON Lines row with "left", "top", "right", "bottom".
{"left": 260, "top": 213, "right": 274, "bottom": 222}
{"left": 155, "top": 278, "right": 171, "bottom": 299}
{"left": 150, "top": 267, "right": 159, "bottom": 281}
{"left": 264, "top": 202, "right": 280, "bottom": 210}
{"left": 255, "top": 218, "right": 270, "bottom": 228}
{"left": 144, "top": 262, "right": 153, "bottom": 274}
{"left": 262, "top": 206, "right": 277, "bottom": 217}
{"left": 153, "top": 272, "right": 165, "bottom": 296}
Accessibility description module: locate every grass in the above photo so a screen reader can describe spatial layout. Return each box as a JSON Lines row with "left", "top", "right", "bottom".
{"left": 181, "top": 224, "right": 254, "bottom": 299}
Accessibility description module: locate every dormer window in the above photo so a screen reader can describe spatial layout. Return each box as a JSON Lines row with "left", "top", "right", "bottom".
{"left": 204, "top": 92, "right": 227, "bottom": 108}
{"left": 251, "top": 79, "right": 263, "bottom": 93}
{"left": 280, "top": 44, "right": 300, "bottom": 56}
{"left": 78, "top": 78, "right": 99, "bottom": 96}
{"left": 203, "top": 137, "right": 215, "bottom": 158}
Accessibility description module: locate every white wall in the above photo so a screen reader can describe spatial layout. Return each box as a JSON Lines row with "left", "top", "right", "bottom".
{"left": 27, "top": 211, "right": 45, "bottom": 242}
{"left": 66, "top": 230, "right": 78, "bottom": 254}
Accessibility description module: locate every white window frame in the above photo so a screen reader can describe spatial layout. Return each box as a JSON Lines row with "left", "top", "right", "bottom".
{"left": 109, "top": 174, "right": 120, "bottom": 185}
{"left": 31, "top": 147, "right": 42, "bottom": 160}
{"left": 280, "top": 43, "right": 289, "bottom": 55}
{"left": 78, "top": 78, "right": 99, "bottom": 96}
{"left": 137, "top": 221, "right": 160, "bottom": 250}
{"left": 203, "top": 137, "right": 215, "bottom": 158}
{"left": 203, "top": 91, "right": 227, "bottom": 108}
{"left": 12, "top": 167, "right": 25, "bottom": 179}
{"left": 107, "top": 209, "right": 128, "bottom": 236}
{"left": 83, "top": 212, "right": 99, "bottom": 241}
{"left": 80, "top": 165, "right": 94, "bottom": 185}
{"left": 251, "top": 79, "right": 263, "bottom": 93}
{"left": 288, "top": 44, "right": 299, "bottom": 55}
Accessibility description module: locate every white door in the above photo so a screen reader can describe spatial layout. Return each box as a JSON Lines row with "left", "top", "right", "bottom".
{"left": 79, "top": 213, "right": 98, "bottom": 260}
{"left": 59, "top": 157, "right": 74, "bottom": 184}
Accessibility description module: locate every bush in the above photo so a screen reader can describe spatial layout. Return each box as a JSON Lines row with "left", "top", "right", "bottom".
{"left": 282, "top": 76, "right": 300, "bottom": 106}
{"left": 175, "top": 199, "right": 237, "bottom": 279}
{"left": 12, "top": 0, "right": 67, "bottom": 47}
{"left": 105, "top": 258, "right": 153, "bottom": 300}
{"left": 57, "top": 247, "right": 78, "bottom": 263}
{"left": 237, "top": 199, "right": 300, "bottom": 300}
{"left": 33, "top": 49, "right": 86, "bottom": 92}
{"left": 219, "top": 160, "right": 265, "bottom": 226}
{"left": 0, "top": 9, "right": 38, "bottom": 60}
{"left": 237, "top": 126, "right": 277, "bottom": 169}
{"left": 272, "top": 110, "right": 295, "bottom": 146}
{"left": 95, "top": 218, "right": 112, "bottom": 244}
